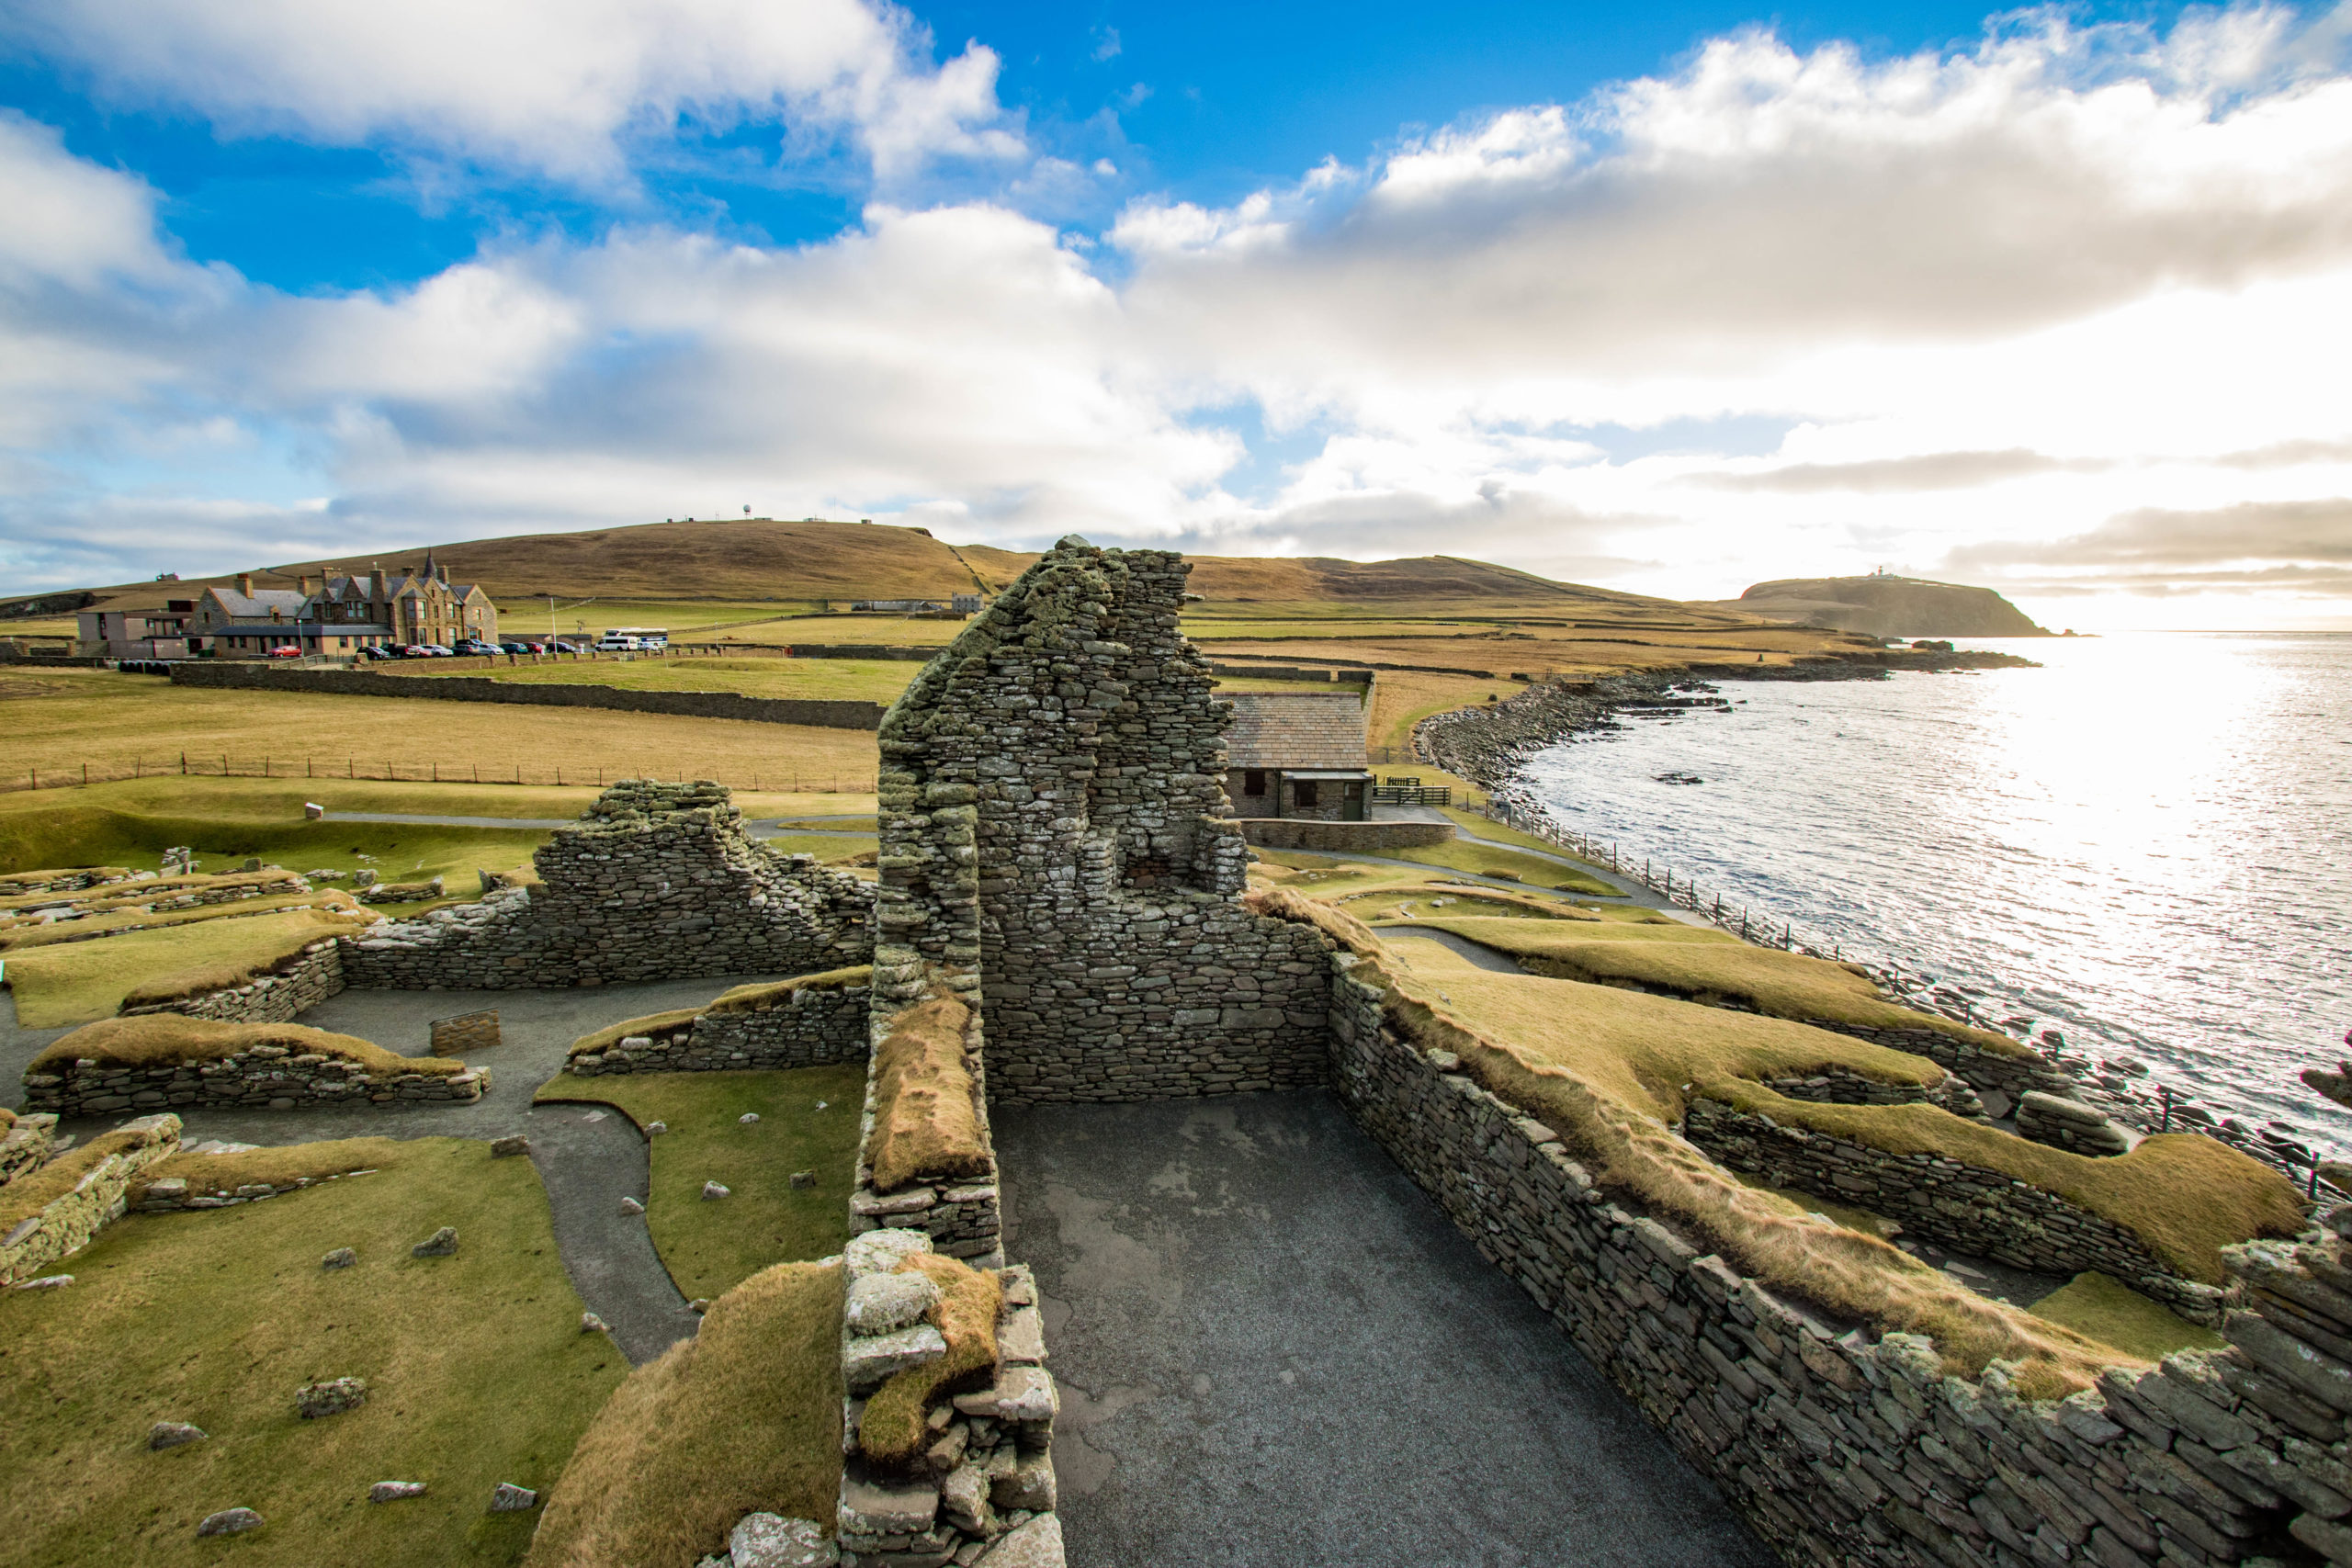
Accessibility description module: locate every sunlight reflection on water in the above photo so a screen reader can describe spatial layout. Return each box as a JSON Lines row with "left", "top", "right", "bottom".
{"left": 1519, "top": 631, "right": 2352, "bottom": 1147}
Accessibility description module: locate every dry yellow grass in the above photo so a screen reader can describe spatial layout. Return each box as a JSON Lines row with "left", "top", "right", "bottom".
{"left": 858, "top": 1253, "right": 1001, "bottom": 1466}
{"left": 1414, "top": 916, "right": 2028, "bottom": 1050}
{"left": 866, "top": 998, "right": 987, "bottom": 1193}
{"left": 0, "top": 667, "right": 879, "bottom": 792}
{"left": 526, "top": 1260, "right": 843, "bottom": 1568}
{"left": 33, "top": 1016, "right": 461, "bottom": 1077}
{"left": 1259, "top": 888, "right": 2295, "bottom": 1394}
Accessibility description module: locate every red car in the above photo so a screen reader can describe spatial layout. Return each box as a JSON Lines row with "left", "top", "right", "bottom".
{"left": 266, "top": 645, "right": 303, "bottom": 660}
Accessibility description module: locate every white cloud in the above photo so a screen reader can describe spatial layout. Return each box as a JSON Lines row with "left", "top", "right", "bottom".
{"left": 6, "top": 0, "right": 1022, "bottom": 185}
{"left": 5, "top": 5, "right": 2352, "bottom": 631}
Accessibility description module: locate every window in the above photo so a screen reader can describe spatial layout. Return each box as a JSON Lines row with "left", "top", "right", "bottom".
{"left": 1295, "top": 780, "right": 1320, "bottom": 807}
{"left": 1243, "top": 769, "right": 1266, "bottom": 796}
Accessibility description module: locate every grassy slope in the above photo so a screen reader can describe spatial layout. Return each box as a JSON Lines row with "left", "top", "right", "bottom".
{"left": 536, "top": 1066, "right": 867, "bottom": 1301}
{"left": 526, "top": 1261, "right": 842, "bottom": 1568}
{"left": 1385, "top": 936, "right": 2302, "bottom": 1286}
{"left": 1389, "top": 838, "right": 1621, "bottom": 896}
{"left": 0, "top": 1138, "right": 624, "bottom": 1568}
{"left": 1413, "top": 915, "right": 2024, "bottom": 1049}
{"left": 0, "top": 668, "right": 879, "bottom": 792}
{"left": 4, "top": 906, "right": 376, "bottom": 1027}
{"left": 2030, "top": 1273, "right": 2226, "bottom": 1361}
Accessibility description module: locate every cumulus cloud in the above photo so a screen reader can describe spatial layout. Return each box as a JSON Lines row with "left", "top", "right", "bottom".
{"left": 5, "top": 0, "right": 1022, "bottom": 185}
{"left": 5, "top": 5, "right": 2352, "bottom": 630}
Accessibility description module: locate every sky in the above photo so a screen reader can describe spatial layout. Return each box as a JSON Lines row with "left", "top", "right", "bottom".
{"left": 2, "top": 1, "right": 2350, "bottom": 629}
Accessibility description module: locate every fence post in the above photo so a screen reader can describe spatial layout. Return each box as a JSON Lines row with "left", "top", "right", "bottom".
{"left": 181, "top": 752, "right": 187, "bottom": 775}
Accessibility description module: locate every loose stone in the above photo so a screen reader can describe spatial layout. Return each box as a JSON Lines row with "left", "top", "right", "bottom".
{"left": 197, "top": 1507, "right": 263, "bottom": 1537}
{"left": 488, "top": 1483, "right": 539, "bottom": 1512}
{"left": 296, "top": 1377, "right": 368, "bottom": 1418}
{"left": 149, "top": 1421, "right": 207, "bottom": 1450}
{"left": 412, "top": 1226, "right": 459, "bottom": 1257}
{"left": 370, "top": 1482, "right": 427, "bottom": 1503}
{"left": 321, "top": 1247, "right": 356, "bottom": 1269}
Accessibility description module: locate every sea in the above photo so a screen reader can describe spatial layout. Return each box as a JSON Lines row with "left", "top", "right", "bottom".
{"left": 1515, "top": 631, "right": 2352, "bottom": 1154}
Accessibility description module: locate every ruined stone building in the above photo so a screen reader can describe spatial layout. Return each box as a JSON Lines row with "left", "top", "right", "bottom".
{"left": 871, "top": 536, "right": 1330, "bottom": 1101}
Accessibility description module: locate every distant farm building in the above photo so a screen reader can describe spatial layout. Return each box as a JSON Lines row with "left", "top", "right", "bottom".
{"left": 1223, "top": 692, "right": 1374, "bottom": 821}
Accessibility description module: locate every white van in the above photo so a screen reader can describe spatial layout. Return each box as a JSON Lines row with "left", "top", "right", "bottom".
{"left": 594, "top": 633, "right": 646, "bottom": 652}
{"left": 597, "top": 626, "right": 669, "bottom": 652}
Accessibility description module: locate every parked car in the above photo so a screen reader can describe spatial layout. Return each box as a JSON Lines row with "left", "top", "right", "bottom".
{"left": 498, "top": 640, "right": 538, "bottom": 655}
{"left": 551, "top": 639, "right": 584, "bottom": 654}
{"left": 266, "top": 645, "right": 303, "bottom": 660}
{"left": 453, "top": 638, "right": 501, "bottom": 657}
{"left": 594, "top": 633, "right": 645, "bottom": 652}
{"left": 362, "top": 644, "right": 400, "bottom": 660}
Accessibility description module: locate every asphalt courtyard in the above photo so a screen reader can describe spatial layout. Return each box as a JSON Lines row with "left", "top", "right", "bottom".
{"left": 992, "top": 1089, "right": 1774, "bottom": 1568}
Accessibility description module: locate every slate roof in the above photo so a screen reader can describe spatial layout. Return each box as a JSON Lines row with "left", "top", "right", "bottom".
{"left": 1225, "top": 693, "right": 1369, "bottom": 769}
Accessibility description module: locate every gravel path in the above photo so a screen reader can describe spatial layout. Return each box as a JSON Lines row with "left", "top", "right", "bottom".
{"left": 2, "top": 976, "right": 783, "bottom": 1365}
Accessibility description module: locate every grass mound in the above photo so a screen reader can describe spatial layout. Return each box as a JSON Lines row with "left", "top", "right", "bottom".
{"left": 859, "top": 1254, "right": 1001, "bottom": 1466}
{"left": 1250, "top": 886, "right": 2294, "bottom": 1396}
{"left": 5, "top": 906, "right": 377, "bottom": 1027}
{"left": 2029, "top": 1272, "right": 2226, "bottom": 1363}
{"left": 535, "top": 1066, "right": 866, "bottom": 1300}
{"left": 33, "top": 1017, "right": 462, "bottom": 1078}
{"left": 1417, "top": 915, "right": 2029, "bottom": 1050}
{"left": 128, "top": 1137, "right": 403, "bottom": 1206}
{"left": 866, "top": 998, "right": 987, "bottom": 1193}
{"left": 0, "top": 1137, "right": 623, "bottom": 1568}
{"left": 526, "top": 1261, "right": 843, "bottom": 1568}
{"left": 0, "top": 1119, "right": 179, "bottom": 1235}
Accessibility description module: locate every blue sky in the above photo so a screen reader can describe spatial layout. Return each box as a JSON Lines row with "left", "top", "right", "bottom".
{"left": 1, "top": 0, "right": 2346, "bottom": 626}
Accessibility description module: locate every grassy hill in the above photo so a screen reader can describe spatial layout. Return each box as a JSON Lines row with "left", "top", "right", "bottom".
{"left": 3, "top": 517, "right": 1756, "bottom": 627}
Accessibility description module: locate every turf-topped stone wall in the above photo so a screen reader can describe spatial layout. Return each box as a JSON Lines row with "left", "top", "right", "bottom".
{"left": 1, "top": 1110, "right": 58, "bottom": 1184}
{"left": 872, "top": 536, "right": 1332, "bottom": 1103}
{"left": 1320, "top": 953, "right": 2352, "bottom": 1568}
{"left": 22, "top": 1017, "right": 484, "bottom": 1115}
{"left": 566, "top": 970, "right": 872, "bottom": 1076}
{"left": 119, "top": 937, "right": 348, "bottom": 1023}
{"left": 1236, "top": 818, "right": 1453, "bottom": 853}
{"left": 849, "top": 997, "right": 1001, "bottom": 1264}
{"left": 1683, "top": 1097, "right": 2223, "bottom": 1323}
{"left": 0, "top": 867, "right": 131, "bottom": 897}
{"left": 835, "top": 1229, "right": 1064, "bottom": 1568}
{"left": 340, "top": 779, "right": 874, "bottom": 989}
{"left": 0, "top": 1113, "right": 180, "bottom": 1283}
{"left": 1804, "top": 1019, "right": 2074, "bottom": 1105}
{"left": 1766, "top": 1065, "right": 1985, "bottom": 1117}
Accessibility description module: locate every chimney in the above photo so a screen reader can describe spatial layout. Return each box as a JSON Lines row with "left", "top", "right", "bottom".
{"left": 298, "top": 574, "right": 316, "bottom": 595}
{"left": 236, "top": 573, "right": 253, "bottom": 595}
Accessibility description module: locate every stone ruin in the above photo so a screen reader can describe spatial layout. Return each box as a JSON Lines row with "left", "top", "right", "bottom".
{"left": 871, "top": 536, "right": 1330, "bottom": 1102}
{"left": 340, "top": 779, "right": 874, "bottom": 989}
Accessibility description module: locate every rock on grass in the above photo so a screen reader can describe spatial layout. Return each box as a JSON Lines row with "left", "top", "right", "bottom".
{"left": 296, "top": 1377, "right": 368, "bottom": 1418}
{"left": 411, "top": 1226, "right": 458, "bottom": 1257}
{"left": 148, "top": 1421, "right": 206, "bottom": 1450}
{"left": 197, "top": 1507, "right": 263, "bottom": 1536}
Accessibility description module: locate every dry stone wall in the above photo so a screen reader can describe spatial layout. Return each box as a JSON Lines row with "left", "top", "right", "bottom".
{"left": 1802, "top": 1020, "right": 2074, "bottom": 1105}
{"left": 1236, "top": 818, "right": 1453, "bottom": 853}
{"left": 0, "top": 1114, "right": 181, "bottom": 1283}
{"left": 341, "top": 780, "right": 873, "bottom": 989}
{"left": 848, "top": 1002, "right": 1001, "bottom": 1264}
{"left": 122, "top": 938, "right": 346, "bottom": 1023}
{"left": 567, "top": 979, "right": 870, "bottom": 1076}
{"left": 168, "top": 660, "right": 884, "bottom": 729}
{"left": 1323, "top": 944, "right": 2352, "bottom": 1568}
{"left": 1683, "top": 1096, "right": 2223, "bottom": 1322}
{"left": 22, "top": 1047, "right": 486, "bottom": 1117}
{"left": 871, "top": 537, "right": 1330, "bottom": 1104}
{"left": 1, "top": 1111, "right": 58, "bottom": 1184}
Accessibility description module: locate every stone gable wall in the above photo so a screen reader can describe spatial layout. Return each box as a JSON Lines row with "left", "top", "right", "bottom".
{"left": 1324, "top": 946, "right": 2352, "bottom": 1568}
{"left": 340, "top": 780, "right": 873, "bottom": 989}
{"left": 871, "top": 537, "right": 1331, "bottom": 1104}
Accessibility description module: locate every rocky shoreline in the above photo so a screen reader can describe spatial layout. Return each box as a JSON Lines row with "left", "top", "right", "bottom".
{"left": 1412, "top": 652, "right": 2335, "bottom": 1190}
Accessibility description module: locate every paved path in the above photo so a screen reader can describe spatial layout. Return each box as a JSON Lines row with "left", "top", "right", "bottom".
{"left": 1380, "top": 926, "right": 1526, "bottom": 973}
{"left": 993, "top": 1091, "right": 1773, "bottom": 1568}
{"left": 3, "top": 976, "right": 777, "bottom": 1364}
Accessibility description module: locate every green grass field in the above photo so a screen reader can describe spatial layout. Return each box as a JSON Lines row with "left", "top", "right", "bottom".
{"left": 490, "top": 600, "right": 828, "bottom": 638}
{"left": 0, "top": 1137, "right": 624, "bottom": 1568}
{"left": 536, "top": 1066, "right": 867, "bottom": 1301}
{"left": 2029, "top": 1272, "right": 2225, "bottom": 1361}
{"left": 1389, "top": 837, "right": 1621, "bottom": 895}
{"left": 390, "top": 656, "right": 919, "bottom": 705}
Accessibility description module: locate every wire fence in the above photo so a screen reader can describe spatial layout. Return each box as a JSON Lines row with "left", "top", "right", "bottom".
{"left": 2, "top": 755, "right": 869, "bottom": 796}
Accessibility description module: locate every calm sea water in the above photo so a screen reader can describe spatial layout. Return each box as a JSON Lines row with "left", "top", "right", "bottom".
{"left": 1517, "top": 632, "right": 2352, "bottom": 1151}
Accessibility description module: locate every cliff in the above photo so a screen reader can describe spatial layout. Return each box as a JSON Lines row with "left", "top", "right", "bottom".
{"left": 1709, "top": 575, "right": 2050, "bottom": 637}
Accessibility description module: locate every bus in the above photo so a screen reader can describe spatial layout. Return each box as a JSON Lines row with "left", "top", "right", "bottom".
{"left": 595, "top": 626, "right": 670, "bottom": 652}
